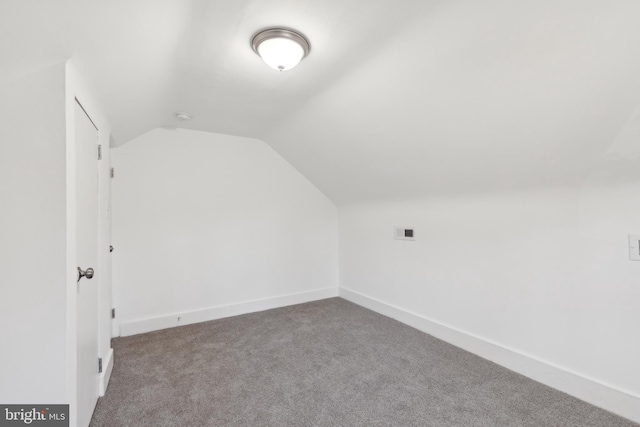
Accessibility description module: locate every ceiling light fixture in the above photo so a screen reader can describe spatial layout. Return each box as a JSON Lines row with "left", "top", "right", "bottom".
{"left": 175, "top": 112, "right": 192, "bottom": 121}
{"left": 251, "top": 28, "right": 310, "bottom": 71}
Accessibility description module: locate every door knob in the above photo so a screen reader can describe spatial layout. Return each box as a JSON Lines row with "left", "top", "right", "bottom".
{"left": 77, "top": 266, "right": 95, "bottom": 282}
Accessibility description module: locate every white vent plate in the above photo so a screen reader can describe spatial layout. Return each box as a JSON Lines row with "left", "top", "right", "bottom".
{"left": 394, "top": 226, "right": 415, "bottom": 241}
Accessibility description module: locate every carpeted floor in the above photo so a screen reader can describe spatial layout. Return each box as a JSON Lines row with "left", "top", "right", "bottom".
{"left": 90, "top": 298, "right": 638, "bottom": 427}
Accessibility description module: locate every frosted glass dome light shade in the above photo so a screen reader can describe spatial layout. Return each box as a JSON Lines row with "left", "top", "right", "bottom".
{"left": 258, "top": 38, "right": 304, "bottom": 71}
{"left": 251, "top": 28, "right": 310, "bottom": 71}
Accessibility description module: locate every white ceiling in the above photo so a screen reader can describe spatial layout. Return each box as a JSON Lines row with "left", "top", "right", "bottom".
{"left": 3, "top": 0, "right": 640, "bottom": 204}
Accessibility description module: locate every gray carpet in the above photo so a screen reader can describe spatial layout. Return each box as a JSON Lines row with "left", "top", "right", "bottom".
{"left": 91, "top": 298, "right": 637, "bottom": 427}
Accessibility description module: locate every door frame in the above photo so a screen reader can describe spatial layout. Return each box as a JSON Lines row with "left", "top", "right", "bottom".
{"left": 73, "top": 97, "right": 100, "bottom": 427}
{"left": 65, "top": 61, "right": 113, "bottom": 427}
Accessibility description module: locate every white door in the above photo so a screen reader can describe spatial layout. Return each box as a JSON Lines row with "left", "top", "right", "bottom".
{"left": 75, "top": 99, "right": 100, "bottom": 427}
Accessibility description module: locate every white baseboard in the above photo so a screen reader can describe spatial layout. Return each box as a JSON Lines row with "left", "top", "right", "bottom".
{"left": 339, "top": 287, "right": 640, "bottom": 424}
{"left": 119, "top": 287, "right": 339, "bottom": 337}
{"left": 98, "top": 348, "right": 114, "bottom": 397}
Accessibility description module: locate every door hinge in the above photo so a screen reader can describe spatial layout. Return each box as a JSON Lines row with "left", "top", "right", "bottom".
{"left": 110, "top": 167, "right": 114, "bottom": 178}
{"left": 98, "top": 358, "right": 103, "bottom": 374}
{"left": 111, "top": 308, "right": 116, "bottom": 319}
{"left": 98, "top": 144, "right": 102, "bottom": 160}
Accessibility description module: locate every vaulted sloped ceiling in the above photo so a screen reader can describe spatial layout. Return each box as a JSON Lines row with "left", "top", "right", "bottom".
{"left": 264, "top": 1, "right": 640, "bottom": 203}
{"left": 2, "top": 0, "right": 640, "bottom": 204}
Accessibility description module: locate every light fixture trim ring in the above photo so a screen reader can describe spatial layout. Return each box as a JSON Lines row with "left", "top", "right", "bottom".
{"left": 251, "top": 27, "right": 311, "bottom": 59}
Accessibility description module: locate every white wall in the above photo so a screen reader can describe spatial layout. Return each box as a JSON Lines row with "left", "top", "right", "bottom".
{"left": 0, "top": 62, "right": 68, "bottom": 403}
{"left": 339, "top": 176, "right": 640, "bottom": 420}
{"left": 0, "top": 61, "right": 113, "bottom": 424}
{"left": 112, "top": 128, "right": 338, "bottom": 335}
